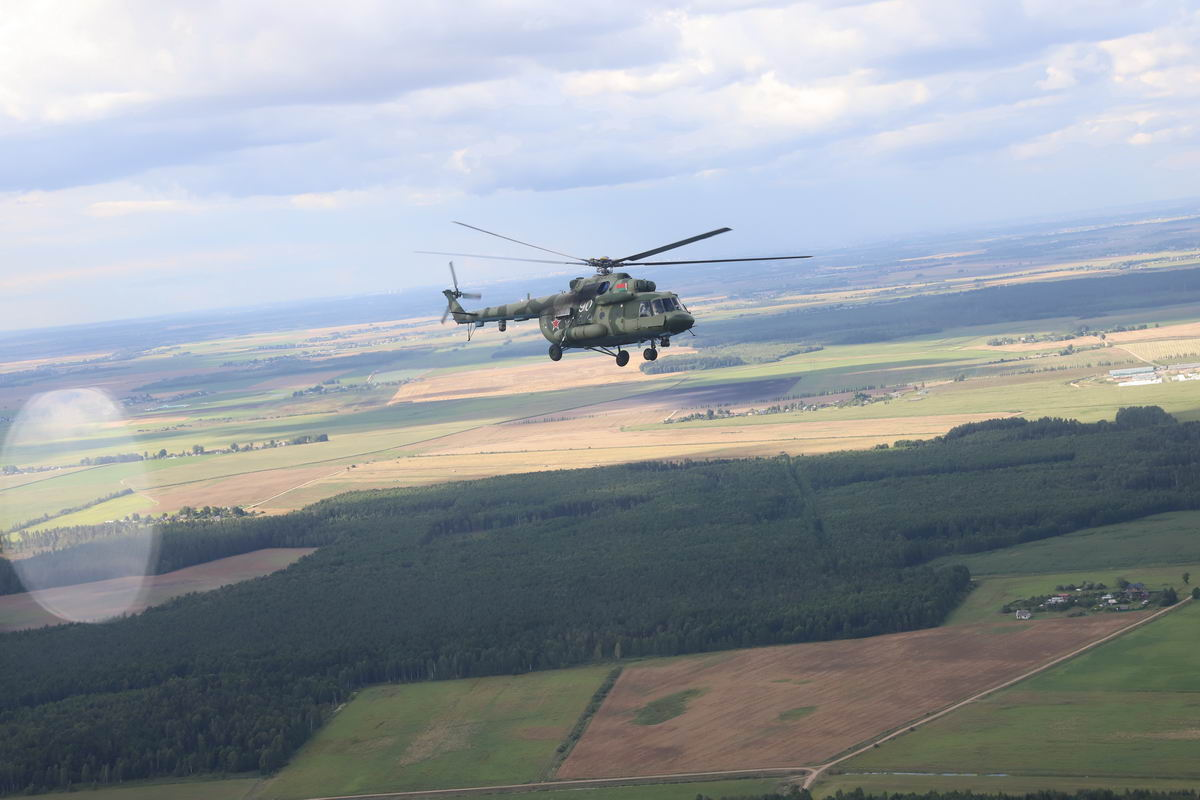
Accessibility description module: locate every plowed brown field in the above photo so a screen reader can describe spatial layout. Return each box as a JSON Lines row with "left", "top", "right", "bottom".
{"left": 0, "top": 547, "right": 315, "bottom": 632}
{"left": 559, "top": 615, "right": 1140, "bottom": 778}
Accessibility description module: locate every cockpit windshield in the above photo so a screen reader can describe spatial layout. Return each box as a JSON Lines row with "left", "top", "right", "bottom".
{"left": 648, "top": 297, "right": 681, "bottom": 315}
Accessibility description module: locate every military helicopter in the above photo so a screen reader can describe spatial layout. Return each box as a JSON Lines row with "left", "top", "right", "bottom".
{"left": 423, "top": 222, "right": 812, "bottom": 366}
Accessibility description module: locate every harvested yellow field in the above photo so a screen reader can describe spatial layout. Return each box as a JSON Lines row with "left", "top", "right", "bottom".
{"left": 253, "top": 408, "right": 1014, "bottom": 512}
{"left": 0, "top": 548, "right": 315, "bottom": 632}
{"left": 1104, "top": 320, "right": 1200, "bottom": 342}
{"left": 1116, "top": 338, "right": 1200, "bottom": 362}
{"left": 389, "top": 351, "right": 691, "bottom": 403}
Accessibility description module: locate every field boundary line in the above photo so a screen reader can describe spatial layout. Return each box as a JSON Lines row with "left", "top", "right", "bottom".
{"left": 249, "top": 468, "right": 349, "bottom": 509}
{"left": 803, "top": 596, "right": 1194, "bottom": 789}
{"left": 141, "top": 381, "right": 674, "bottom": 495}
{"left": 299, "top": 768, "right": 810, "bottom": 800}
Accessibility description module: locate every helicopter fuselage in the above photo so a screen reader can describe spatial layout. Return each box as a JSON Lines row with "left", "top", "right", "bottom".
{"left": 445, "top": 271, "right": 694, "bottom": 357}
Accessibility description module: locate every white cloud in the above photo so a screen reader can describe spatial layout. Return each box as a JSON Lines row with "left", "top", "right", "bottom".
{"left": 86, "top": 199, "right": 192, "bottom": 217}
{"left": 2, "top": 0, "right": 1200, "bottom": 329}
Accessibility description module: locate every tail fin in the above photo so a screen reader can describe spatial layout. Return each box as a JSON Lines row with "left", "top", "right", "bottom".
{"left": 441, "top": 289, "right": 476, "bottom": 325}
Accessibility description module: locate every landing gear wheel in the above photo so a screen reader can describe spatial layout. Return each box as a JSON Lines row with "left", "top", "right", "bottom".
{"left": 615, "top": 350, "right": 630, "bottom": 367}
{"left": 643, "top": 348, "right": 658, "bottom": 361}
{"left": 548, "top": 344, "right": 562, "bottom": 362}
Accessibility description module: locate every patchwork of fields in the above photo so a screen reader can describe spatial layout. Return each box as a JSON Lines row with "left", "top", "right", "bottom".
{"left": 559, "top": 615, "right": 1145, "bottom": 779}
{"left": 837, "top": 601, "right": 1200, "bottom": 782}
{"left": 257, "top": 667, "right": 614, "bottom": 799}
{"left": 4, "top": 242, "right": 1200, "bottom": 800}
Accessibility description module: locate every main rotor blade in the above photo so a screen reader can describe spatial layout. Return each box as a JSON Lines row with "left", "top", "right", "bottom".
{"left": 449, "top": 261, "right": 460, "bottom": 293}
{"left": 416, "top": 250, "right": 583, "bottom": 265}
{"left": 460, "top": 292, "right": 482, "bottom": 299}
{"left": 452, "top": 221, "right": 585, "bottom": 261}
{"left": 626, "top": 254, "right": 814, "bottom": 266}
{"left": 615, "top": 227, "right": 732, "bottom": 264}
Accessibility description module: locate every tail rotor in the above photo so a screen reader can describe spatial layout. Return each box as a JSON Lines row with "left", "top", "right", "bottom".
{"left": 441, "top": 261, "right": 481, "bottom": 324}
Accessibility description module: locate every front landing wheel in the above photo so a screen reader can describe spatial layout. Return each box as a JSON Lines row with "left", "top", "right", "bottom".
{"left": 548, "top": 344, "right": 562, "bottom": 362}
{"left": 643, "top": 348, "right": 658, "bottom": 361}
{"left": 615, "top": 350, "right": 630, "bottom": 367}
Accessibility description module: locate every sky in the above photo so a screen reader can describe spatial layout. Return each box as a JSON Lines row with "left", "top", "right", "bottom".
{"left": 1, "top": 0, "right": 1199, "bottom": 332}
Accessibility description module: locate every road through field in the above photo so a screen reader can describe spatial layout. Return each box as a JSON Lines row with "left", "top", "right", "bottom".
{"left": 802, "top": 596, "right": 1194, "bottom": 789}
{"left": 288, "top": 598, "right": 1192, "bottom": 800}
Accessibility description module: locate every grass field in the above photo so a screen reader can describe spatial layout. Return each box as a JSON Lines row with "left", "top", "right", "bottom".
{"left": 456, "top": 778, "right": 792, "bottom": 800}
{"left": 839, "top": 601, "right": 1200, "bottom": 781}
{"left": 257, "top": 666, "right": 612, "bottom": 799}
{"left": 935, "top": 511, "right": 1200, "bottom": 576}
{"left": 816, "top": 773, "right": 1200, "bottom": 796}
{"left": 559, "top": 615, "right": 1140, "bottom": 780}
{"left": 944, "top": 563, "right": 1199, "bottom": 627}
{"left": 33, "top": 778, "right": 258, "bottom": 800}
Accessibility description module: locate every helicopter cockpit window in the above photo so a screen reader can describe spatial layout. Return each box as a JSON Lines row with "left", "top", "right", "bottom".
{"left": 596, "top": 281, "right": 610, "bottom": 295}
{"left": 639, "top": 301, "right": 653, "bottom": 317}
{"left": 651, "top": 299, "right": 665, "bottom": 314}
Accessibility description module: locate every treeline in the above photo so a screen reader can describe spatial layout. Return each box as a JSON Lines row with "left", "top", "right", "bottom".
{"left": 0, "top": 512, "right": 334, "bottom": 595}
{"left": 2, "top": 409, "right": 1200, "bottom": 793}
{"left": 1, "top": 488, "right": 133, "bottom": 536}
{"left": 703, "top": 267, "right": 1200, "bottom": 346}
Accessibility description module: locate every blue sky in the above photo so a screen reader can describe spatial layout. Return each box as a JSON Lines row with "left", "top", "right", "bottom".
{"left": 2, "top": 0, "right": 1199, "bottom": 331}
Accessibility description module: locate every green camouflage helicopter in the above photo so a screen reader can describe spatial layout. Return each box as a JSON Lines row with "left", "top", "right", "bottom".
{"left": 424, "top": 222, "right": 811, "bottom": 367}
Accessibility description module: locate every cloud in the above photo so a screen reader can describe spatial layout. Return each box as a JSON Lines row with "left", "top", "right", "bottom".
{"left": 3, "top": 1, "right": 1200, "bottom": 331}
{"left": 1, "top": 0, "right": 1196, "bottom": 202}
{"left": 85, "top": 200, "right": 193, "bottom": 217}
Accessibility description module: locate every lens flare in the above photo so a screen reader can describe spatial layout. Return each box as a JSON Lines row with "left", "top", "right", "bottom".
{"left": 1, "top": 388, "right": 158, "bottom": 624}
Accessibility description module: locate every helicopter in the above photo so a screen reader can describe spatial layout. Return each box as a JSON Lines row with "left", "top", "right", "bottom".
{"left": 423, "top": 222, "right": 812, "bottom": 366}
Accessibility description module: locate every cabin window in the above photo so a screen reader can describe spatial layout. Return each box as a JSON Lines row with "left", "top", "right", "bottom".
{"left": 651, "top": 299, "right": 665, "bottom": 314}
{"left": 639, "top": 301, "right": 653, "bottom": 317}
{"left": 596, "top": 281, "right": 610, "bottom": 295}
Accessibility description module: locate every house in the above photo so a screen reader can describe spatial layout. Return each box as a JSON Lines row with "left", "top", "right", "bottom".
{"left": 1047, "top": 596, "right": 1067, "bottom": 605}
{"left": 1015, "top": 610, "right": 1033, "bottom": 620}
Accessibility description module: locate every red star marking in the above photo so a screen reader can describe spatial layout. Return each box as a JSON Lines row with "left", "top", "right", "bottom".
{"left": 551, "top": 318, "right": 562, "bottom": 330}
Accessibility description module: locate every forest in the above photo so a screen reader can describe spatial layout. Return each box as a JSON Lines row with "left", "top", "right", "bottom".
{"left": 1, "top": 408, "right": 1199, "bottom": 794}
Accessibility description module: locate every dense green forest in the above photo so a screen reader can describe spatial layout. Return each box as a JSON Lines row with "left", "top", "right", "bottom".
{"left": 1, "top": 408, "right": 1199, "bottom": 794}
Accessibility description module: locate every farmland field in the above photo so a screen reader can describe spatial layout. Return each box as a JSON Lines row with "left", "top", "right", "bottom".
{"left": 934, "top": 511, "right": 1200, "bottom": 576}
{"left": 448, "top": 778, "right": 792, "bottom": 800}
{"left": 4, "top": 267, "right": 1200, "bottom": 530}
{"left": 942, "top": 563, "right": 1199, "bottom": 627}
{"left": 558, "top": 615, "right": 1144, "bottom": 779}
{"left": 0, "top": 548, "right": 314, "bottom": 632}
{"left": 817, "top": 773, "right": 1200, "bottom": 796}
{"left": 32, "top": 778, "right": 258, "bottom": 800}
{"left": 257, "top": 666, "right": 612, "bottom": 799}
{"left": 838, "top": 600, "right": 1200, "bottom": 781}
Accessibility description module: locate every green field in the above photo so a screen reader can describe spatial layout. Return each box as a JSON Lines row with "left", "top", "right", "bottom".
{"left": 257, "top": 666, "right": 612, "bottom": 799}
{"left": 944, "top": 563, "right": 1198, "bottom": 627}
{"left": 936, "top": 511, "right": 1200, "bottom": 576}
{"left": 841, "top": 600, "right": 1200, "bottom": 780}
{"left": 816, "top": 772, "right": 1200, "bottom": 796}
{"left": 459, "top": 778, "right": 791, "bottom": 800}
{"left": 33, "top": 778, "right": 257, "bottom": 800}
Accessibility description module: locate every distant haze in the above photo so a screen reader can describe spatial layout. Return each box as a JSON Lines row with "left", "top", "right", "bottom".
{"left": 2, "top": 1, "right": 1199, "bottom": 331}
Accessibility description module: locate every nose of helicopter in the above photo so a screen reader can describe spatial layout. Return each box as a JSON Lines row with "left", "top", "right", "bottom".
{"left": 666, "top": 311, "right": 694, "bottom": 334}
